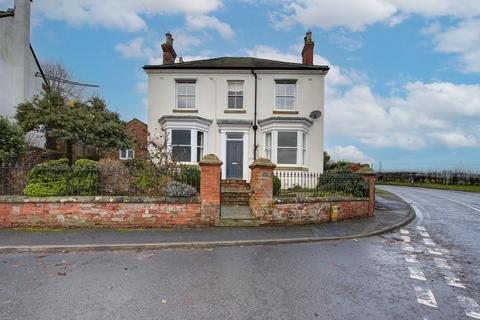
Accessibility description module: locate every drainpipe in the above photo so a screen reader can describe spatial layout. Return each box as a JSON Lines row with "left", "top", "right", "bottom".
{"left": 251, "top": 69, "right": 258, "bottom": 160}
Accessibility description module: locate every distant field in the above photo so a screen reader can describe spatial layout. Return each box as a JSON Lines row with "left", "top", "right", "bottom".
{"left": 376, "top": 181, "right": 480, "bottom": 193}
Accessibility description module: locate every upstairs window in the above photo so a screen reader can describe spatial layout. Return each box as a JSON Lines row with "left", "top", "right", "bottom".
{"left": 275, "top": 80, "right": 296, "bottom": 110}
{"left": 171, "top": 129, "right": 191, "bottom": 162}
{"left": 176, "top": 80, "right": 196, "bottom": 109}
{"left": 227, "top": 80, "right": 244, "bottom": 109}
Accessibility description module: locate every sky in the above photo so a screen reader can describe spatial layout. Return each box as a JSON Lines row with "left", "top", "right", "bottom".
{"left": 2, "top": 0, "right": 480, "bottom": 171}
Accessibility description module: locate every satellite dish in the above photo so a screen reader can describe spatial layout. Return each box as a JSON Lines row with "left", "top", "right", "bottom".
{"left": 309, "top": 110, "right": 322, "bottom": 119}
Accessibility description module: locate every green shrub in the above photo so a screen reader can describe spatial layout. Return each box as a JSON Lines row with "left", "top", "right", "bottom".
{"left": 316, "top": 168, "right": 368, "bottom": 198}
{"left": 273, "top": 175, "right": 281, "bottom": 195}
{"left": 179, "top": 166, "right": 200, "bottom": 188}
{"left": 23, "top": 158, "right": 71, "bottom": 196}
{"left": 23, "top": 158, "right": 99, "bottom": 196}
{"left": 71, "top": 159, "right": 98, "bottom": 195}
{"left": 165, "top": 181, "right": 197, "bottom": 197}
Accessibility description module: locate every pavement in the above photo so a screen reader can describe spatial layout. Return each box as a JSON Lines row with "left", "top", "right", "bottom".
{"left": 0, "top": 193, "right": 413, "bottom": 252}
{"left": 0, "top": 187, "right": 479, "bottom": 320}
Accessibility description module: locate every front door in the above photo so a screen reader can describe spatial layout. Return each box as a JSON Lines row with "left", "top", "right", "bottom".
{"left": 226, "top": 133, "right": 243, "bottom": 179}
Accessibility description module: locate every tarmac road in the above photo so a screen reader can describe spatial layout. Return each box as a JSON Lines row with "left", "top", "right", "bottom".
{"left": 0, "top": 186, "right": 479, "bottom": 320}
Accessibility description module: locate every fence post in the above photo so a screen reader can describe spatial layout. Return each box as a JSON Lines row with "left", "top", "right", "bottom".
{"left": 199, "top": 154, "right": 223, "bottom": 226}
{"left": 249, "top": 158, "right": 276, "bottom": 223}
{"left": 358, "top": 167, "right": 376, "bottom": 216}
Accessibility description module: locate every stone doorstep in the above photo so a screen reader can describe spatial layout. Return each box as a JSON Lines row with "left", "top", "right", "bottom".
{"left": 216, "top": 205, "right": 259, "bottom": 227}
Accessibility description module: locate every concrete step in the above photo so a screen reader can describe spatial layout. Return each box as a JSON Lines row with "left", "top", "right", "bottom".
{"left": 215, "top": 219, "right": 260, "bottom": 227}
{"left": 220, "top": 205, "right": 252, "bottom": 218}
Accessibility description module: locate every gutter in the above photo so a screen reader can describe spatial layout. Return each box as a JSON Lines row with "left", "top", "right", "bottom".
{"left": 251, "top": 69, "right": 258, "bottom": 160}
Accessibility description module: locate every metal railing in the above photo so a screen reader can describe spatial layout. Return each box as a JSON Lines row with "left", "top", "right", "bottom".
{"left": 274, "top": 170, "right": 369, "bottom": 199}
{"left": 0, "top": 164, "right": 200, "bottom": 197}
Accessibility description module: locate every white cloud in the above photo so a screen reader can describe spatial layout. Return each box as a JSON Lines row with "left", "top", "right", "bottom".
{"left": 115, "top": 37, "right": 212, "bottom": 64}
{"left": 428, "top": 132, "right": 478, "bottom": 147}
{"left": 328, "top": 145, "right": 374, "bottom": 163}
{"left": 276, "top": 0, "right": 397, "bottom": 31}
{"left": 31, "top": 0, "right": 230, "bottom": 35}
{"left": 326, "top": 81, "right": 480, "bottom": 149}
{"left": 186, "top": 14, "right": 234, "bottom": 39}
{"left": 273, "top": 0, "right": 480, "bottom": 31}
{"left": 244, "top": 44, "right": 353, "bottom": 88}
{"left": 430, "top": 19, "right": 480, "bottom": 73}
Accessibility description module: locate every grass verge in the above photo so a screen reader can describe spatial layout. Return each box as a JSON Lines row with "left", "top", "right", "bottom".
{"left": 376, "top": 182, "right": 480, "bottom": 193}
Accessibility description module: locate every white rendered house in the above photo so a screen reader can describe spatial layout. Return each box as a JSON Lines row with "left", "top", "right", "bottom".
{"left": 144, "top": 32, "right": 329, "bottom": 180}
{"left": 0, "top": 0, "right": 46, "bottom": 118}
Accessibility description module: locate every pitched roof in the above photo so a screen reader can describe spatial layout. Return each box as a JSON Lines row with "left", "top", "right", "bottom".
{"left": 144, "top": 57, "right": 329, "bottom": 71}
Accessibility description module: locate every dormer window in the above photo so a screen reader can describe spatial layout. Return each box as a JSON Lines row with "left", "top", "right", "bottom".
{"left": 176, "top": 80, "right": 196, "bottom": 109}
{"left": 275, "top": 80, "right": 296, "bottom": 110}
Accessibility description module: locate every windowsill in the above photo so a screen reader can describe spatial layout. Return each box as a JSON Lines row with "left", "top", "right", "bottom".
{"left": 275, "top": 166, "right": 308, "bottom": 171}
{"left": 224, "top": 109, "right": 246, "bottom": 113}
{"left": 273, "top": 110, "right": 299, "bottom": 115}
{"left": 172, "top": 109, "right": 198, "bottom": 113}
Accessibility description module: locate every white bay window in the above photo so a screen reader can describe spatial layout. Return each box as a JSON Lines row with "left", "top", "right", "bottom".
{"left": 264, "top": 130, "right": 307, "bottom": 166}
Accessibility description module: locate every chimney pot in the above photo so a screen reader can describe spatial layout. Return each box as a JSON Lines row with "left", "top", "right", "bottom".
{"left": 301, "top": 31, "right": 314, "bottom": 65}
{"left": 161, "top": 32, "right": 177, "bottom": 64}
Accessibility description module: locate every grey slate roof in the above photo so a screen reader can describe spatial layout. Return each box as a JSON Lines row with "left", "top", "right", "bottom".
{"left": 144, "top": 57, "right": 329, "bottom": 71}
{"left": 216, "top": 119, "right": 253, "bottom": 126}
{"left": 158, "top": 115, "right": 213, "bottom": 124}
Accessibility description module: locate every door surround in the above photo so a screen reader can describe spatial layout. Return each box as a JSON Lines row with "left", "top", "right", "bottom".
{"left": 220, "top": 128, "right": 249, "bottom": 180}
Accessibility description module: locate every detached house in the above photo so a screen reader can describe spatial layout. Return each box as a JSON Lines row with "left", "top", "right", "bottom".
{"left": 144, "top": 32, "right": 329, "bottom": 180}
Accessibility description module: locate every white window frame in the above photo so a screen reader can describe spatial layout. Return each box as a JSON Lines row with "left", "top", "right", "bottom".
{"left": 175, "top": 79, "right": 197, "bottom": 109}
{"left": 265, "top": 132, "right": 272, "bottom": 160}
{"left": 166, "top": 128, "right": 208, "bottom": 165}
{"left": 263, "top": 130, "right": 307, "bottom": 167}
{"left": 196, "top": 131, "right": 205, "bottom": 163}
{"left": 119, "top": 149, "right": 134, "bottom": 160}
{"left": 227, "top": 80, "right": 244, "bottom": 109}
{"left": 171, "top": 129, "right": 192, "bottom": 163}
{"left": 274, "top": 79, "right": 297, "bottom": 110}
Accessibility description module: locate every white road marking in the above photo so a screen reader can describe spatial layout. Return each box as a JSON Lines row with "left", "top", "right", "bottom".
{"left": 405, "top": 254, "right": 419, "bottom": 264}
{"left": 434, "top": 257, "right": 451, "bottom": 270}
{"left": 446, "top": 199, "right": 480, "bottom": 213}
{"left": 408, "top": 266, "right": 427, "bottom": 281}
{"left": 420, "top": 231, "right": 430, "bottom": 238}
{"left": 417, "top": 226, "right": 427, "bottom": 231}
{"left": 400, "top": 229, "right": 410, "bottom": 235}
{"left": 426, "top": 248, "right": 443, "bottom": 256}
{"left": 414, "top": 286, "right": 438, "bottom": 308}
{"left": 401, "top": 235, "right": 411, "bottom": 243}
{"left": 457, "top": 296, "right": 480, "bottom": 319}
{"left": 423, "top": 238, "right": 436, "bottom": 246}
{"left": 445, "top": 276, "right": 466, "bottom": 289}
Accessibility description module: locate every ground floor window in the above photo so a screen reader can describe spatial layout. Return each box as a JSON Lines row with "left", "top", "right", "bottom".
{"left": 264, "top": 130, "right": 306, "bottom": 166}
{"left": 119, "top": 149, "right": 134, "bottom": 160}
{"left": 170, "top": 129, "right": 206, "bottom": 164}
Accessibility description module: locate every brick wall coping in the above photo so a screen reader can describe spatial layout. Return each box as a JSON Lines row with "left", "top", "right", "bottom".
{"left": 274, "top": 196, "right": 368, "bottom": 204}
{"left": 199, "top": 154, "right": 223, "bottom": 166}
{"left": 0, "top": 195, "right": 200, "bottom": 204}
{"left": 249, "top": 158, "right": 276, "bottom": 169}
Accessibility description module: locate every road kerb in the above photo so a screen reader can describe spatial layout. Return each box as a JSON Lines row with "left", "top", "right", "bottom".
{"left": 0, "top": 206, "right": 415, "bottom": 254}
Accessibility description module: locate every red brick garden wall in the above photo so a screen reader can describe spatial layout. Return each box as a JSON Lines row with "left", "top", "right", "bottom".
{"left": 270, "top": 200, "right": 369, "bottom": 225}
{"left": 0, "top": 199, "right": 202, "bottom": 228}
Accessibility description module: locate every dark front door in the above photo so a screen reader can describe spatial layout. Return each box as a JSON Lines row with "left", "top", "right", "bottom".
{"left": 226, "top": 140, "right": 243, "bottom": 179}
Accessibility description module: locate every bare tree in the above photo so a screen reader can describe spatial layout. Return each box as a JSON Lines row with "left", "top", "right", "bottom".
{"left": 41, "top": 62, "right": 84, "bottom": 100}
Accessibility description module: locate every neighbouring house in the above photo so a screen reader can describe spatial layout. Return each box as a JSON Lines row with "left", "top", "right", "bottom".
{"left": 118, "top": 118, "right": 148, "bottom": 161}
{"left": 144, "top": 32, "right": 329, "bottom": 180}
{"left": 0, "top": 0, "right": 47, "bottom": 119}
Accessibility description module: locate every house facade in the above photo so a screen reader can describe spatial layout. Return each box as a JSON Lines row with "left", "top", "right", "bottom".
{"left": 0, "top": 0, "right": 46, "bottom": 118}
{"left": 144, "top": 32, "right": 329, "bottom": 180}
{"left": 118, "top": 118, "right": 148, "bottom": 161}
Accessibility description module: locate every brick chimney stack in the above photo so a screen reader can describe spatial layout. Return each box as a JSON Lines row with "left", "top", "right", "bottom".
{"left": 161, "top": 33, "right": 177, "bottom": 64}
{"left": 301, "top": 31, "right": 314, "bottom": 65}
